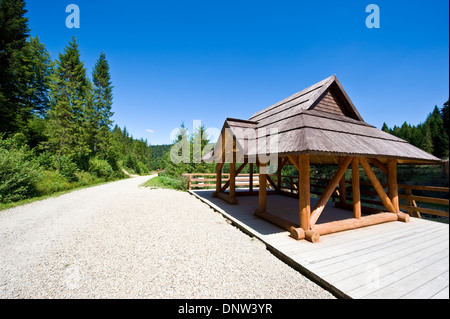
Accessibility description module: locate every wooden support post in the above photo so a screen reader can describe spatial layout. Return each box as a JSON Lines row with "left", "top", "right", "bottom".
{"left": 213, "top": 163, "right": 224, "bottom": 197}
{"left": 298, "top": 155, "right": 311, "bottom": 231}
{"left": 405, "top": 187, "right": 420, "bottom": 218}
{"left": 249, "top": 163, "right": 253, "bottom": 192}
{"left": 187, "top": 174, "right": 192, "bottom": 190}
{"left": 229, "top": 161, "right": 236, "bottom": 199}
{"left": 360, "top": 157, "right": 397, "bottom": 214}
{"left": 387, "top": 159, "right": 400, "bottom": 213}
{"left": 259, "top": 163, "right": 267, "bottom": 212}
{"left": 338, "top": 157, "right": 347, "bottom": 205}
{"left": 352, "top": 157, "right": 361, "bottom": 219}
{"left": 310, "top": 157, "right": 352, "bottom": 228}
{"left": 277, "top": 157, "right": 282, "bottom": 193}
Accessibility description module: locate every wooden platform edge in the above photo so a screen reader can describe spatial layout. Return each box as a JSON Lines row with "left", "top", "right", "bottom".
{"left": 187, "top": 190, "right": 350, "bottom": 299}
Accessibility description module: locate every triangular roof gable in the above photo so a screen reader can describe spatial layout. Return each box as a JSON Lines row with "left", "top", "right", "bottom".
{"left": 309, "top": 78, "right": 364, "bottom": 121}
{"left": 249, "top": 75, "right": 364, "bottom": 123}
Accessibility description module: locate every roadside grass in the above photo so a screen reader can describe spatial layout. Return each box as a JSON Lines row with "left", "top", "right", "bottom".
{"left": 141, "top": 175, "right": 187, "bottom": 191}
{"left": 0, "top": 172, "right": 131, "bottom": 212}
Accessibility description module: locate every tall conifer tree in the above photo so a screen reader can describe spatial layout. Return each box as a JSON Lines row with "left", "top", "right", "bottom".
{"left": 0, "top": 0, "right": 30, "bottom": 134}
{"left": 91, "top": 52, "right": 114, "bottom": 156}
{"left": 46, "top": 37, "right": 91, "bottom": 159}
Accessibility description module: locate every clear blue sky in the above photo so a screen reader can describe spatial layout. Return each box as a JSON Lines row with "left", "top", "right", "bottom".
{"left": 25, "top": 0, "right": 449, "bottom": 145}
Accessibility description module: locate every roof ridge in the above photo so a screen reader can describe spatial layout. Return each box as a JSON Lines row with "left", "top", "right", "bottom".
{"left": 249, "top": 75, "right": 336, "bottom": 121}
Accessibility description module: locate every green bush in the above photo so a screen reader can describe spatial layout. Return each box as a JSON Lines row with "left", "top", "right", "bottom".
{"left": 89, "top": 157, "right": 114, "bottom": 178}
{"left": 0, "top": 148, "right": 41, "bottom": 203}
{"left": 37, "top": 151, "right": 56, "bottom": 170}
{"left": 76, "top": 171, "right": 102, "bottom": 187}
{"left": 124, "top": 154, "right": 138, "bottom": 172}
{"left": 136, "top": 160, "right": 149, "bottom": 174}
{"left": 56, "top": 155, "right": 78, "bottom": 181}
{"left": 123, "top": 154, "right": 150, "bottom": 175}
{"left": 35, "top": 170, "right": 72, "bottom": 195}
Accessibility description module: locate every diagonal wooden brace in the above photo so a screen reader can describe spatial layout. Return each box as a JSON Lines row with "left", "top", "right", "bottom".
{"left": 360, "top": 157, "right": 397, "bottom": 213}
{"left": 310, "top": 156, "right": 352, "bottom": 228}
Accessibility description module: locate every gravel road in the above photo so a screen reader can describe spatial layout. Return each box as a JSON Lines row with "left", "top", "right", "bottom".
{"left": 0, "top": 175, "right": 334, "bottom": 299}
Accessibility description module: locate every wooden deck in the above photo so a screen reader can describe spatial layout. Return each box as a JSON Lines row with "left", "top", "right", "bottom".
{"left": 189, "top": 189, "right": 449, "bottom": 299}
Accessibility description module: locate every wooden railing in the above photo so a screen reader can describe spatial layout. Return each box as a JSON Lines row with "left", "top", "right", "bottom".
{"left": 183, "top": 173, "right": 260, "bottom": 190}
{"left": 339, "top": 180, "right": 449, "bottom": 219}
{"left": 183, "top": 173, "right": 449, "bottom": 219}
{"left": 398, "top": 185, "right": 449, "bottom": 218}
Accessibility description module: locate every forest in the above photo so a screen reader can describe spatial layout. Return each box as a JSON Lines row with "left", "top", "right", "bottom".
{"left": 0, "top": 0, "right": 151, "bottom": 205}
{"left": 382, "top": 102, "right": 449, "bottom": 160}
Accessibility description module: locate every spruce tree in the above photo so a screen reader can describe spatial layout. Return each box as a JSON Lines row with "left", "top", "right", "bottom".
{"left": 46, "top": 37, "right": 91, "bottom": 160}
{"left": 0, "top": 0, "right": 30, "bottom": 134}
{"left": 440, "top": 100, "right": 449, "bottom": 159}
{"left": 21, "top": 36, "right": 54, "bottom": 118}
{"left": 442, "top": 100, "right": 449, "bottom": 132}
{"left": 426, "top": 106, "right": 446, "bottom": 158}
{"left": 419, "top": 124, "right": 434, "bottom": 154}
{"left": 91, "top": 52, "right": 114, "bottom": 156}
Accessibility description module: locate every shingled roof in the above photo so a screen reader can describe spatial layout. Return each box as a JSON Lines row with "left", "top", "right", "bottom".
{"left": 208, "top": 75, "right": 441, "bottom": 165}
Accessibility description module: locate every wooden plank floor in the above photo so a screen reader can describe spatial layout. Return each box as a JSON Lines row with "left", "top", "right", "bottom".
{"left": 189, "top": 190, "right": 449, "bottom": 299}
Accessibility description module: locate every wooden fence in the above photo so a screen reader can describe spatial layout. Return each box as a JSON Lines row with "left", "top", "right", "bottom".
{"left": 183, "top": 173, "right": 260, "bottom": 190}
{"left": 183, "top": 173, "right": 449, "bottom": 219}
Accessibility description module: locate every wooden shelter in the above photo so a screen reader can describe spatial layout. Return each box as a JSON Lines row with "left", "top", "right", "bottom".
{"left": 205, "top": 75, "right": 442, "bottom": 242}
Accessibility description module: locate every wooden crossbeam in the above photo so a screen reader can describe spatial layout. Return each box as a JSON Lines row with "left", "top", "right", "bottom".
{"left": 360, "top": 157, "right": 397, "bottom": 214}
{"left": 310, "top": 156, "right": 352, "bottom": 228}
{"left": 312, "top": 213, "right": 399, "bottom": 236}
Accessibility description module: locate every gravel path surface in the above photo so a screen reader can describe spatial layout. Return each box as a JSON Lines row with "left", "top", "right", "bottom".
{"left": 0, "top": 175, "right": 334, "bottom": 299}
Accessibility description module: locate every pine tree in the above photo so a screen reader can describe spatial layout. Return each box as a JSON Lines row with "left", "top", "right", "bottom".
{"left": 15, "top": 36, "right": 54, "bottom": 148}
{"left": 46, "top": 37, "right": 91, "bottom": 160}
{"left": 21, "top": 36, "right": 54, "bottom": 118}
{"left": 419, "top": 124, "right": 434, "bottom": 154}
{"left": 192, "top": 124, "right": 209, "bottom": 163}
{"left": 442, "top": 100, "right": 449, "bottom": 132}
{"left": 91, "top": 52, "right": 114, "bottom": 156}
{"left": 440, "top": 100, "right": 449, "bottom": 159}
{"left": 0, "top": 0, "right": 30, "bottom": 134}
{"left": 426, "top": 106, "right": 446, "bottom": 158}
{"left": 191, "top": 124, "right": 215, "bottom": 172}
